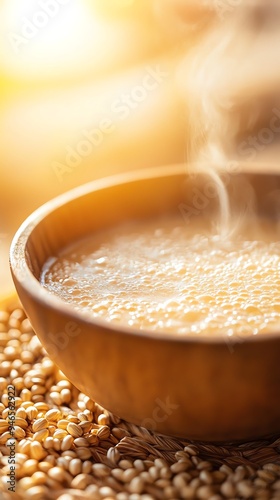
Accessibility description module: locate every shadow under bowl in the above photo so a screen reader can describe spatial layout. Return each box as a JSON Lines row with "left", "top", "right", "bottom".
{"left": 10, "top": 164, "right": 280, "bottom": 442}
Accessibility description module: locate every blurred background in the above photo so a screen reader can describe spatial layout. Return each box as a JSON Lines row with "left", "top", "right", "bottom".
{"left": 0, "top": 0, "right": 208, "bottom": 295}
{"left": 1, "top": 0, "right": 280, "bottom": 297}
{"left": 0, "top": 0, "right": 194, "bottom": 297}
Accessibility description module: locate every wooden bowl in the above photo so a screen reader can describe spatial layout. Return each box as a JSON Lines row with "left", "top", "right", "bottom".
{"left": 10, "top": 165, "right": 280, "bottom": 441}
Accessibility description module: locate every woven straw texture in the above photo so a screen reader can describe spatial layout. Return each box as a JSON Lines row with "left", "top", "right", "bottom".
{"left": 0, "top": 302, "right": 280, "bottom": 500}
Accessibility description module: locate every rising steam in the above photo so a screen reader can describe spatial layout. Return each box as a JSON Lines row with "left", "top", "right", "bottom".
{"left": 181, "top": 0, "right": 280, "bottom": 236}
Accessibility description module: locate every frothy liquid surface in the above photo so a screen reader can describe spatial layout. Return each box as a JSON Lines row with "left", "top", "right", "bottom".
{"left": 41, "top": 218, "right": 280, "bottom": 337}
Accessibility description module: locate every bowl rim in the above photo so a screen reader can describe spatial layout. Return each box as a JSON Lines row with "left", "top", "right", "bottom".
{"left": 10, "top": 163, "right": 280, "bottom": 345}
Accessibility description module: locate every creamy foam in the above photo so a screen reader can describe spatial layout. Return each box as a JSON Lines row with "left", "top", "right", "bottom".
{"left": 41, "top": 216, "right": 280, "bottom": 337}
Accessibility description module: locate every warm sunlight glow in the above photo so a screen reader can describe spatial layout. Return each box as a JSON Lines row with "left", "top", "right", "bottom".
{"left": 0, "top": 0, "right": 128, "bottom": 80}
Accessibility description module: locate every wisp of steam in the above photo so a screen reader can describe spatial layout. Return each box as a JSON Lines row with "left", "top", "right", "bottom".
{"left": 181, "top": 0, "right": 280, "bottom": 237}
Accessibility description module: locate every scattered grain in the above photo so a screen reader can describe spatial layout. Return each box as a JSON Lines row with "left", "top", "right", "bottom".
{"left": 0, "top": 303, "right": 279, "bottom": 500}
{"left": 61, "top": 435, "right": 74, "bottom": 452}
{"left": 53, "top": 429, "right": 68, "bottom": 440}
{"left": 33, "top": 429, "right": 49, "bottom": 442}
{"left": 67, "top": 422, "right": 83, "bottom": 438}
{"left": 75, "top": 447, "right": 92, "bottom": 460}
{"left": 97, "top": 425, "right": 110, "bottom": 440}
{"left": 69, "top": 458, "right": 82, "bottom": 476}
{"left": 71, "top": 473, "right": 92, "bottom": 489}
{"left": 30, "top": 441, "right": 47, "bottom": 460}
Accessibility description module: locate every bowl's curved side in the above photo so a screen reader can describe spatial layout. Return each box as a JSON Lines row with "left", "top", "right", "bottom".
{"left": 10, "top": 165, "right": 280, "bottom": 441}
{"left": 13, "top": 277, "right": 280, "bottom": 441}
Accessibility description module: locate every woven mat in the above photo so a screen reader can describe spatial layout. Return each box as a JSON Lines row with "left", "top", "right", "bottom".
{"left": 0, "top": 301, "right": 280, "bottom": 500}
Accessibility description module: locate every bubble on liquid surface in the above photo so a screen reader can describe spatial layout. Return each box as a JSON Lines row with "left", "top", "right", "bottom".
{"left": 41, "top": 217, "right": 280, "bottom": 337}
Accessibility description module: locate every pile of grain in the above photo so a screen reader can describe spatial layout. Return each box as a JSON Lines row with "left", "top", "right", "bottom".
{"left": 0, "top": 302, "right": 280, "bottom": 500}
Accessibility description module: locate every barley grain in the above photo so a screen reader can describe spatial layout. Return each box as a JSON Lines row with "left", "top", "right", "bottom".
{"left": 46, "top": 454, "right": 58, "bottom": 465}
{"left": 20, "top": 388, "right": 33, "bottom": 402}
{"left": 61, "top": 450, "right": 77, "bottom": 459}
{"left": 264, "top": 464, "right": 280, "bottom": 473}
{"left": 33, "top": 429, "right": 49, "bottom": 442}
{"left": 73, "top": 437, "right": 90, "bottom": 447}
{"left": 57, "top": 418, "right": 69, "bottom": 429}
{"left": 200, "top": 469, "right": 213, "bottom": 484}
{"left": 1, "top": 393, "right": 9, "bottom": 406}
{"left": 67, "top": 415, "right": 80, "bottom": 424}
{"left": 83, "top": 409, "right": 94, "bottom": 422}
{"left": 38, "top": 461, "right": 53, "bottom": 473}
{"left": 61, "top": 389, "right": 72, "bottom": 404}
{"left": 79, "top": 421, "right": 92, "bottom": 433}
{"left": 112, "top": 427, "right": 130, "bottom": 440}
{"left": 26, "top": 485, "right": 49, "bottom": 499}
{"left": 184, "top": 445, "right": 198, "bottom": 456}
{"left": 82, "top": 460, "right": 92, "bottom": 474}
{"left": 53, "top": 429, "right": 68, "bottom": 440}
{"left": 18, "top": 477, "right": 35, "bottom": 490}
{"left": 155, "top": 478, "right": 170, "bottom": 488}
{"left": 107, "top": 447, "right": 120, "bottom": 465}
{"left": 71, "top": 473, "right": 92, "bottom": 489}
{"left": 45, "top": 408, "right": 61, "bottom": 421}
{"left": 76, "top": 447, "right": 92, "bottom": 460}
{"left": 0, "top": 420, "right": 9, "bottom": 432}
{"left": 32, "top": 418, "right": 48, "bottom": 433}
{"left": 171, "top": 460, "right": 190, "bottom": 473}
{"left": 46, "top": 476, "right": 63, "bottom": 489}
{"left": 98, "top": 413, "right": 109, "bottom": 426}
{"left": 219, "top": 464, "right": 233, "bottom": 475}
{"left": 48, "top": 466, "right": 68, "bottom": 482}
{"left": 22, "top": 459, "right": 38, "bottom": 476}
{"left": 15, "top": 416, "right": 28, "bottom": 428}
{"left": 34, "top": 402, "right": 49, "bottom": 412}
{"left": 220, "top": 480, "right": 236, "bottom": 498}
{"left": 258, "top": 469, "right": 276, "bottom": 482}
{"left": 116, "top": 493, "right": 129, "bottom": 500}
{"left": 1, "top": 303, "right": 279, "bottom": 500}
{"left": 119, "top": 459, "right": 133, "bottom": 470}
{"left": 236, "top": 480, "right": 254, "bottom": 498}
{"left": 31, "top": 471, "right": 47, "bottom": 485}
{"left": 67, "top": 422, "right": 83, "bottom": 438}
{"left": 97, "top": 425, "right": 110, "bottom": 440}
{"left": 99, "top": 486, "right": 116, "bottom": 497}
{"left": 14, "top": 426, "right": 26, "bottom": 439}
{"left": 77, "top": 412, "right": 88, "bottom": 422}
{"left": 69, "top": 458, "right": 82, "bottom": 476}
{"left": 30, "top": 441, "right": 47, "bottom": 460}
